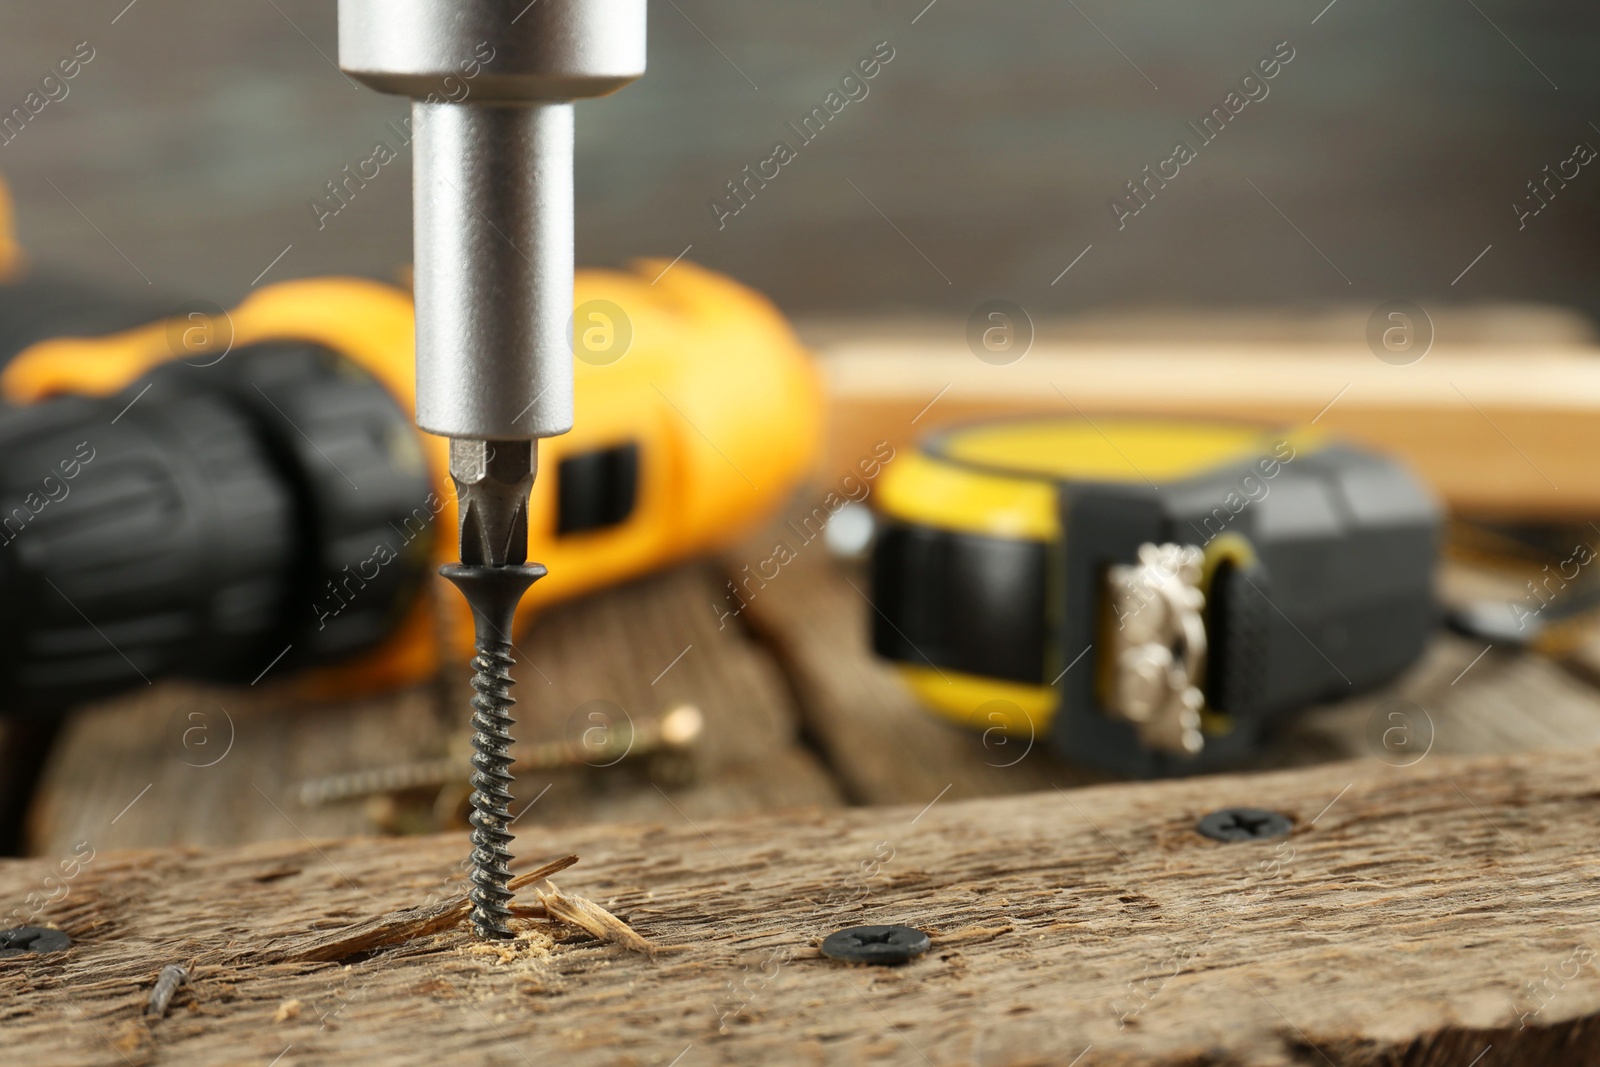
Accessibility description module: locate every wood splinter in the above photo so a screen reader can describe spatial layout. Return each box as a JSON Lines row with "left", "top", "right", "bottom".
{"left": 508, "top": 856, "right": 659, "bottom": 956}
{"left": 536, "top": 883, "right": 658, "bottom": 957}
{"left": 263, "top": 854, "right": 656, "bottom": 962}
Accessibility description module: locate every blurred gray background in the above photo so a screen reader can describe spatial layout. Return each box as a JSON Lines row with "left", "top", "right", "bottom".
{"left": 0, "top": 0, "right": 1594, "bottom": 322}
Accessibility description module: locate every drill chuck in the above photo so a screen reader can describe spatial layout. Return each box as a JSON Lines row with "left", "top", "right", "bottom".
{"left": 336, "top": 0, "right": 647, "bottom": 102}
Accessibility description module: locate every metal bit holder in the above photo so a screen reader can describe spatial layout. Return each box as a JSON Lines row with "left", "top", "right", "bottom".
{"left": 337, "top": 0, "right": 648, "bottom": 444}
{"left": 338, "top": 0, "right": 648, "bottom": 940}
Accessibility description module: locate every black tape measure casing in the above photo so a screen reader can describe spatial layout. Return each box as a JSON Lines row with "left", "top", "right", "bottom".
{"left": 869, "top": 419, "right": 1439, "bottom": 775}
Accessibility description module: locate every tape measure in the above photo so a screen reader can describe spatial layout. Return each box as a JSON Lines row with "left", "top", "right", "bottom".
{"left": 868, "top": 417, "right": 1440, "bottom": 776}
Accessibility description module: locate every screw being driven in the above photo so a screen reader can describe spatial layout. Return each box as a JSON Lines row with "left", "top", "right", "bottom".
{"left": 442, "top": 439, "right": 544, "bottom": 941}
{"left": 464, "top": 632, "right": 519, "bottom": 938}
{"left": 441, "top": 564, "right": 545, "bottom": 940}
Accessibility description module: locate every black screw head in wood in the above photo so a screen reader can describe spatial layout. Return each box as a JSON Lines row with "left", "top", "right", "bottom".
{"left": 1196, "top": 807, "right": 1293, "bottom": 842}
{"left": 821, "top": 925, "right": 931, "bottom": 965}
{"left": 0, "top": 926, "right": 71, "bottom": 959}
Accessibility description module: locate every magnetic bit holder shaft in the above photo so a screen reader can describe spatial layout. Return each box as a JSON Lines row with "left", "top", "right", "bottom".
{"left": 336, "top": 0, "right": 648, "bottom": 441}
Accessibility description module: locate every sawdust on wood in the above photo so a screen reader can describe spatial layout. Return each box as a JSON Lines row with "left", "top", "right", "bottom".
{"left": 461, "top": 926, "right": 558, "bottom": 966}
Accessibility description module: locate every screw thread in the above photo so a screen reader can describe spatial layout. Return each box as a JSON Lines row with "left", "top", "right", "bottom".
{"left": 467, "top": 637, "right": 518, "bottom": 939}
{"left": 439, "top": 555, "right": 545, "bottom": 943}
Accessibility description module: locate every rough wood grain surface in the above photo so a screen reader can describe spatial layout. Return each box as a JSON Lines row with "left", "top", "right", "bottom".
{"left": 4, "top": 748, "right": 1598, "bottom": 1066}
{"left": 26, "top": 563, "right": 841, "bottom": 855}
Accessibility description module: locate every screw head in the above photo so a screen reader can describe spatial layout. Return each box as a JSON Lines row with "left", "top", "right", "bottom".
{"left": 1196, "top": 807, "right": 1293, "bottom": 843}
{"left": 0, "top": 926, "right": 71, "bottom": 959}
{"left": 821, "top": 925, "right": 931, "bottom": 965}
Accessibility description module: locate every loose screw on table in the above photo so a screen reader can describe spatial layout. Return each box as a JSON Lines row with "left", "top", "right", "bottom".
{"left": 294, "top": 704, "right": 705, "bottom": 808}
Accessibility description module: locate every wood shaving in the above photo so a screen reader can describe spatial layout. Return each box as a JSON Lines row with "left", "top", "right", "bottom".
{"left": 255, "top": 853, "right": 649, "bottom": 971}
{"left": 262, "top": 855, "right": 580, "bottom": 963}
{"left": 264, "top": 897, "right": 469, "bottom": 963}
{"left": 508, "top": 855, "right": 579, "bottom": 891}
{"left": 535, "top": 882, "right": 658, "bottom": 957}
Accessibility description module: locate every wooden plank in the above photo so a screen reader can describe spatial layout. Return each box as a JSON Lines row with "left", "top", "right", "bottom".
{"left": 819, "top": 345, "right": 1600, "bottom": 518}
{"left": 5, "top": 748, "right": 1600, "bottom": 1065}
{"left": 726, "top": 537, "right": 1600, "bottom": 799}
{"left": 796, "top": 307, "right": 1600, "bottom": 350}
{"left": 25, "top": 563, "right": 841, "bottom": 856}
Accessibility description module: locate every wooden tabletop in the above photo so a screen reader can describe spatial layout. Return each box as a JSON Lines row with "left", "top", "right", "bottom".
{"left": 6, "top": 747, "right": 1599, "bottom": 1066}
{"left": 18, "top": 508, "right": 1600, "bottom": 858}
{"left": 9, "top": 499, "right": 1600, "bottom": 1065}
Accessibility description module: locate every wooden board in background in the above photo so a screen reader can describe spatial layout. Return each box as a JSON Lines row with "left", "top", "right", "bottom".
{"left": 5, "top": 748, "right": 1600, "bottom": 1066}
{"left": 794, "top": 306, "right": 1600, "bottom": 350}
{"left": 820, "top": 345, "right": 1600, "bottom": 518}
{"left": 25, "top": 563, "right": 841, "bottom": 857}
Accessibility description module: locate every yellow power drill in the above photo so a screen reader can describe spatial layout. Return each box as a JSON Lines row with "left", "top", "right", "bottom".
{"left": 0, "top": 181, "right": 818, "bottom": 712}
